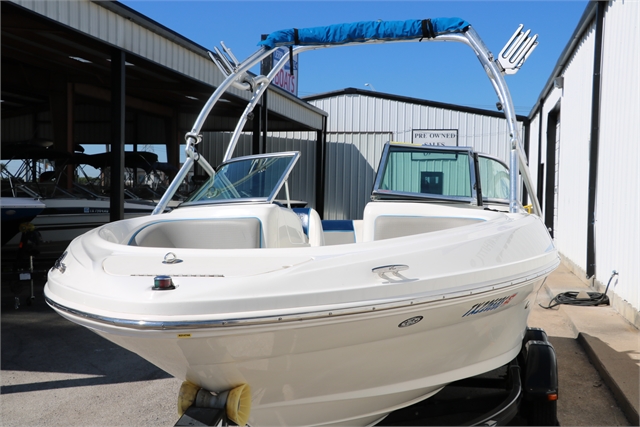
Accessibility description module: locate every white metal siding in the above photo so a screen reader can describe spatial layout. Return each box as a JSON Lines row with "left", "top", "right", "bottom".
{"left": 530, "top": 0, "right": 639, "bottom": 317}
{"left": 554, "top": 23, "right": 595, "bottom": 271}
{"left": 309, "top": 94, "right": 525, "bottom": 219}
{"left": 553, "top": 115, "right": 561, "bottom": 236}
{"left": 268, "top": 91, "right": 325, "bottom": 131}
{"left": 527, "top": 114, "right": 541, "bottom": 197}
{"left": 323, "top": 132, "right": 390, "bottom": 220}
{"left": 311, "top": 95, "right": 520, "bottom": 166}
{"left": 597, "top": 0, "right": 640, "bottom": 311}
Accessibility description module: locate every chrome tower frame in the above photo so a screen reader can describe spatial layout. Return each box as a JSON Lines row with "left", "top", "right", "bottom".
{"left": 153, "top": 24, "right": 540, "bottom": 216}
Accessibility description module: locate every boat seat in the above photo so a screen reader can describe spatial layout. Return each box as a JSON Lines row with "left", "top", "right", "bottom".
{"left": 293, "top": 208, "right": 324, "bottom": 246}
{"left": 372, "top": 216, "right": 483, "bottom": 240}
{"left": 321, "top": 220, "right": 357, "bottom": 245}
{"left": 128, "top": 218, "right": 262, "bottom": 249}
{"left": 362, "top": 202, "right": 487, "bottom": 241}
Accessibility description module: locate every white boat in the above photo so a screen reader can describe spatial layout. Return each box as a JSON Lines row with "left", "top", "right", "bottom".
{"left": 2, "top": 182, "right": 159, "bottom": 256}
{"left": 1, "top": 148, "right": 164, "bottom": 256}
{"left": 44, "top": 18, "right": 558, "bottom": 426}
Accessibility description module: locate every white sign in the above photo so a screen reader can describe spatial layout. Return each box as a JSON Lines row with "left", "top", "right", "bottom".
{"left": 272, "top": 47, "right": 298, "bottom": 96}
{"left": 412, "top": 129, "right": 458, "bottom": 147}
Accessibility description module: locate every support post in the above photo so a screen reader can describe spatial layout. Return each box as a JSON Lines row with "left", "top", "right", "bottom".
{"left": 586, "top": 1, "right": 605, "bottom": 278}
{"left": 261, "top": 90, "right": 268, "bottom": 152}
{"left": 544, "top": 109, "right": 558, "bottom": 238}
{"left": 315, "top": 116, "right": 327, "bottom": 218}
{"left": 252, "top": 104, "right": 263, "bottom": 155}
{"left": 110, "top": 48, "right": 126, "bottom": 222}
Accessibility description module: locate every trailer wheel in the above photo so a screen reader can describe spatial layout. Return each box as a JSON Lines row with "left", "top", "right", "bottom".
{"left": 528, "top": 399, "right": 558, "bottom": 426}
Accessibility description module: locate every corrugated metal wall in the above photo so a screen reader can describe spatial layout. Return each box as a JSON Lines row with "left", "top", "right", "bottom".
{"left": 323, "top": 132, "right": 390, "bottom": 220}
{"left": 311, "top": 95, "right": 520, "bottom": 165}
{"left": 554, "top": 23, "right": 596, "bottom": 271}
{"left": 553, "top": 116, "right": 561, "bottom": 235}
{"left": 597, "top": 0, "right": 640, "bottom": 312}
{"left": 309, "top": 94, "right": 524, "bottom": 219}
{"left": 527, "top": 114, "right": 541, "bottom": 197}
{"left": 528, "top": 0, "right": 639, "bottom": 317}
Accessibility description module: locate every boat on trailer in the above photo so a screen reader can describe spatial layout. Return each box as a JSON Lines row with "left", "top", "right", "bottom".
{"left": 45, "top": 18, "right": 558, "bottom": 426}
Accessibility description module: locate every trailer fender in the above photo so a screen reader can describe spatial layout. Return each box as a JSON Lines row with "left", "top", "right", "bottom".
{"left": 522, "top": 340, "right": 558, "bottom": 399}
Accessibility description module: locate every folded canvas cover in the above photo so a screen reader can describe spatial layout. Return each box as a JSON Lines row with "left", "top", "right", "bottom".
{"left": 258, "top": 18, "right": 470, "bottom": 49}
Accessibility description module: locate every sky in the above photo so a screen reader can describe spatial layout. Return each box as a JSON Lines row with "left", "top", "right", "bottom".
{"left": 119, "top": 0, "right": 588, "bottom": 116}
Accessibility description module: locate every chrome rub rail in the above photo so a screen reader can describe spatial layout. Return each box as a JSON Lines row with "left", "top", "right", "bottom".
{"left": 45, "top": 262, "right": 558, "bottom": 331}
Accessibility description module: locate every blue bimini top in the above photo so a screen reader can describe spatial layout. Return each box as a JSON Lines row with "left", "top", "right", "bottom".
{"left": 257, "top": 18, "right": 470, "bottom": 49}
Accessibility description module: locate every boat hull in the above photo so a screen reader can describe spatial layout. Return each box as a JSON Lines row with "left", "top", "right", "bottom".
{"left": 49, "top": 276, "right": 541, "bottom": 426}
{"left": 45, "top": 203, "right": 558, "bottom": 426}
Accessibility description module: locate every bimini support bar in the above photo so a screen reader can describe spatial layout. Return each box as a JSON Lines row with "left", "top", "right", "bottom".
{"left": 462, "top": 28, "right": 524, "bottom": 213}
{"left": 223, "top": 45, "right": 321, "bottom": 162}
{"left": 153, "top": 19, "right": 541, "bottom": 216}
{"left": 152, "top": 47, "right": 273, "bottom": 214}
{"left": 462, "top": 27, "right": 541, "bottom": 215}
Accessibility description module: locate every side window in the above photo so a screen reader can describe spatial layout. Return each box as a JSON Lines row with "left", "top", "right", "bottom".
{"left": 478, "top": 156, "right": 509, "bottom": 200}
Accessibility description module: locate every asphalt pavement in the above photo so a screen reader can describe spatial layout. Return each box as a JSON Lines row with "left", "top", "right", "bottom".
{"left": 1, "top": 262, "right": 637, "bottom": 426}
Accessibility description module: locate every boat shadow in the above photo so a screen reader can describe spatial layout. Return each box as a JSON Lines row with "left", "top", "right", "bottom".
{"left": 1, "top": 277, "right": 172, "bottom": 395}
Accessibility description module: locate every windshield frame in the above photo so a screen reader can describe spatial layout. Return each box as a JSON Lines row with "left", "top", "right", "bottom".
{"left": 371, "top": 143, "right": 479, "bottom": 205}
{"left": 180, "top": 151, "right": 300, "bottom": 207}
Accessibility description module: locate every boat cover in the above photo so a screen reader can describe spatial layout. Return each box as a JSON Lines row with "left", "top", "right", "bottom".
{"left": 258, "top": 18, "right": 470, "bottom": 49}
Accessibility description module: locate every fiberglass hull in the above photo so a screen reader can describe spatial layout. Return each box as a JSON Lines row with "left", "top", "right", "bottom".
{"left": 45, "top": 205, "right": 558, "bottom": 426}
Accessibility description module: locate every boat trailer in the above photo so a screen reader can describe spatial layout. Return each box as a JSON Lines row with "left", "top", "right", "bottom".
{"left": 174, "top": 327, "right": 558, "bottom": 426}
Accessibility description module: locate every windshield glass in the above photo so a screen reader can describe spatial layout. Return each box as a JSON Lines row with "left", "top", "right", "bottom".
{"left": 375, "top": 145, "right": 473, "bottom": 199}
{"left": 478, "top": 155, "right": 510, "bottom": 200}
{"left": 185, "top": 152, "right": 299, "bottom": 205}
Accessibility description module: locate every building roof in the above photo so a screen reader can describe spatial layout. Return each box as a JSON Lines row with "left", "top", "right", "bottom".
{"left": 2, "top": 0, "right": 325, "bottom": 136}
{"left": 304, "top": 87, "right": 528, "bottom": 122}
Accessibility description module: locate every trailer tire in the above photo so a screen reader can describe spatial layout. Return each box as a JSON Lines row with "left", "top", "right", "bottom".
{"left": 528, "top": 399, "right": 558, "bottom": 426}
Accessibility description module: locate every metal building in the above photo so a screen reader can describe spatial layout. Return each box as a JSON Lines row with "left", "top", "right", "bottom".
{"left": 303, "top": 88, "right": 526, "bottom": 220}
{"left": 528, "top": 0, "right": 639, "bottom": 325}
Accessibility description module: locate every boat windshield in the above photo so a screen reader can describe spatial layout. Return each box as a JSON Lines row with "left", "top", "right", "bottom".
{"left": 183, "top": 152, "right": 300, "bottom": 205}
{"left": 478, "top": 155, "right": 510, "bottom": 201}
{"left": 372, "top": 144, "right": 476, "bottom": 203}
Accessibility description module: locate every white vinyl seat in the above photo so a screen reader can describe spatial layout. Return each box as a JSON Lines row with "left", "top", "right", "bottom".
{"left": 363, "top": 202, "right": 488, "bottom": 242}
{"left": 129, "top": 218, "right": 262, "bottom": 249}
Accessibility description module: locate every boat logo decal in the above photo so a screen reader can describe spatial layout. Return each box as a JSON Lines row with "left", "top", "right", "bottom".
{"left": 462, "top": 293, "right": 517, "bottom": 317}
{"left": 398, "top": 316, "right": 423, "bottom": 328}
{"left": 177, "top": 333, "right": 192, "bottom": 338}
